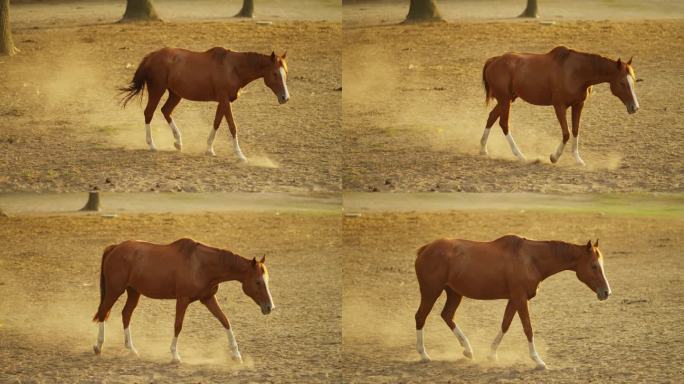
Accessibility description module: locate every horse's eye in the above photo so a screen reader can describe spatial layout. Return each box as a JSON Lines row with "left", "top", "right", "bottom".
{"left": 256, "top": 281, "right": 261, "bottom": 286}
{"left": 592, "top": 265, "right": 598, "bottom": 271}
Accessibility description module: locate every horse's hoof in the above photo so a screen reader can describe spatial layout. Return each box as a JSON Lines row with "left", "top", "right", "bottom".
{"left": 174, "top": 142, "right": 182, "bottom": 151}
{"left": 93, "top": 345, "right": 101, "bottom": 355}
{"left": 171, "top": 357, "right": 181, "bottom": 364}
{"left": 549, "top": 154, "right": 558, "bottom": 164}
{"left": 575, "top": 158, "right": 586, "bottom": 166}
{"left": 535, "top": 363, "right": 547, "bottom": 371}
{"left": 206, "top": 149, "right": 216, "bottom": 156}
{"left": 479, "top": 149, "right": 488, "bottom": 156}
{"left": 419, "top": 354, "right": 431, "bottom": 362}
{"left": 231, "top": 354, "right": 243, "bottom": 364}
{"left": 463, "top": 350, "right": 473, "bottom": 359}
{"left": 127, "top": 348, "right": 139, "bottom": 357}
{"left": 487, "top": 353, "right": 498, "bottom": 362}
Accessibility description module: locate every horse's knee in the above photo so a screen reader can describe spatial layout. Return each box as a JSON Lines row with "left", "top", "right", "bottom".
{"left": 440, "top": 310, "right": 455, "bottom": 329}
{"left": 562, "top": 132, "right": 570, "bottom": 143}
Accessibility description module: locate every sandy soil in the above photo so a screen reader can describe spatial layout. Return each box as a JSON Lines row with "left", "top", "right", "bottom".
{"left": 342, "top": 207, "right": 684, "bottom": 383}
{"left": 342, "top": 18, "right": 684, "bottom": 192}
{"left": 0, "top": 4, "right": 341, "bottom": 193}
{"left": 0, "top": 210, "right": 341, "bottom": 383}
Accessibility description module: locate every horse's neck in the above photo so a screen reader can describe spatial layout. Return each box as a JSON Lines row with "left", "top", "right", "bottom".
{"left": 575, "top": 53, "right": 618, "bottom": 86}
{"left": 234, "top": 53, "right": 269, "bottom": 88}
{"left": 203, "top": 248, "right": 250, "bottom": 283}
{"left": 529, "top": 241, "right": 581, "bottom": 281}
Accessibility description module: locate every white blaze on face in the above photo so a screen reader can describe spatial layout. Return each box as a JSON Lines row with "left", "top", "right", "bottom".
{"left": 263, "top": 271, "right": 275, "bottom": 309}
{"left": 278, "top": 67, "right": 290, "bottom": 101}
{"left": 598, "top": 254, "right": 612, "bottom": 295}
{"left": 626, "top": 75, "right": 639, "bottom": 109}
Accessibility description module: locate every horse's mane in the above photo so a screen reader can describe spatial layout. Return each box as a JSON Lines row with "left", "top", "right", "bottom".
{"left": 545, "top": 240, "right": 582, "bottom": 261}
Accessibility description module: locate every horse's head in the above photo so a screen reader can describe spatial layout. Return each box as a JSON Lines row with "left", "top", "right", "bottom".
{"left": 609, "top": 58, "right": 639, "bottom": 114}
{"left": 242, "top": 256, "right": 275, "bottom": 315}
{"left": 264, "top": 51, "right": 290, "bottom": 105}
{"left": 575, "top": 239, "right": 612, "bottom": 301}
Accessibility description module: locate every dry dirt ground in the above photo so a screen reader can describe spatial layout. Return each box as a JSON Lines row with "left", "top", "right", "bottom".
{"left": 0, "top": 211, "right": 341, "bottom": 383}
{"left": 343, "top": 14, "right": 684, "bottom": 192}
{"left": 342, "top": 203, "right": 684, "bottom": 383}
{"left": 0, "top": 2, "right": 341, "bottom": 192}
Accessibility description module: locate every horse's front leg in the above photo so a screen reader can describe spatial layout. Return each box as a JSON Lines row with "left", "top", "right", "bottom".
{"left": 206, "top": 103, "right": 224, "bottom": 156}
{"left": 488, "top": 299, "right": 517, "bottom": 361}
{"left": 571, "top": 102, "right": 586, "bottom": 166}
{"left": 550, "top": 104, "right": 570, "bottom": 164}
{"left": 201, "top": 295, "right": 243, "bottom": 363}
{"left": 224, "top": 102, "right": 247, "bottom": 162}
{"left": 514, "top": 297, "right": 546, "bottom": 370}
{"left": 170, "top": 298, "right": 190, "bottom": 363}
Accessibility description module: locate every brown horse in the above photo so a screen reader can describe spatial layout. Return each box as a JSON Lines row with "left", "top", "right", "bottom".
{"left": 414, "top": 236, "right": 611, "bottom": 369}
{"left": 92, "top": 238, "right": 274, "bottom": 364}
{"left": 480, "top": 46, "right": 639, "bottom": 165}
{"left": 120, "top": 47, "right": 289, "bottom": 160}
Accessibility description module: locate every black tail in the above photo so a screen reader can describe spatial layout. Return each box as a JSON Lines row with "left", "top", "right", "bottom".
{"left": 482, "top": 57, "right": 496, "bottom": 106}
{"left": 92, "top": 245, "right": 116, "bottom": 322}
{"left": 118, "top": 56, "right": 150, "bottom": 108}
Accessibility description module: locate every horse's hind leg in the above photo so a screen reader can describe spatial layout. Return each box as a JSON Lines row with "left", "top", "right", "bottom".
{"left": 488, "top": 299, "right": 516, "bottom": 361}
{"left": 161, "top": 92, "right": 183, "bottom": 151}
{"left": 441, "top": 286, "right": 473, "bottom": 359}
{"left": 121, "top": 287, "right": 141, "bottom": 356}
{"left": 170, "top": 297, "right": 190, "bottom": 363}
{"left": 499, "top": 99, "right": 526, "bottom": 160}
{"left": 93, "top": 287, "right": 125, "bottom": 355}
{"left": 570, "top": 102, "right": 585, "bottom": 165}
{"left": 480, "top": 103, "right": 501, "bottom": 155}
{"left": 143, "top": 85, "right": 165, "bottom": 151}
{"left": 206, "top": 102, "right": 225, "bottom": 156}
{"left": 414, "top": 284, "right": 441, "bottom": 362}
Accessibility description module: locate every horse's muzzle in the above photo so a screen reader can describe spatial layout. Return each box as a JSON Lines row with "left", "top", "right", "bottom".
{"left": 279, "top": 95, "right": 289, "bottom": 104}
{"left": 597, "top": 287, "right": 611, "bottom": 301}
{"left": 627, "top": 104, "right": 639, "bottom": 114}
{"left": 261, "top": 303, "right": 274, "bottom": 315}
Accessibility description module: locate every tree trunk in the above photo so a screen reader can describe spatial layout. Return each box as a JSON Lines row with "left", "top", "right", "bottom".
{"left": 404, "top": 0, "right": 443, "bottom": 23}
{"left": 0, "top": 0, "right": 18, "bottom": 56}
{"left": 235, "top": 0, "right": 254, "bottom": 18}
{"left": 518, "top": 0, "right": 539, "bottom": 18}
{"left": 120, "top": 0, "right": 161, "bottom": 22}
{"left": 80, "top": 191, "right": 102, "bottom": 212}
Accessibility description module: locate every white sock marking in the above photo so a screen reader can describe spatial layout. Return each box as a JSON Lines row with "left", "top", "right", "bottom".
{"left": 572, "top": 136, "right": 585, "bottom": 165}
{"left": 94, "top": 322, "right": 105, "bottom": 353}
{"left": 168, "top": 119, "right": 182, "bottom": 150}
{"left": 480, "top": 127, "right": 491, "bottom": 154}
{"left": 528, "top": 339, "right": 546, "bottom": 368}
{"left": 453, "top": 325, "right": 473, "bottom": 358}
{"left": 206, "top": 128, "right": 217, "bottom": 156}
{"left": 416, "top": 329, "right": 430, "bottom": 361}
{"left": 124, "top": 327, "right": 138, "bottom": 355}
{"left": 232, "top": 136, "right": 246, "bottom": 161}
{"left": 145, "top": 123, "right": 157, "bottom": 151}
{"left": 170, "top": 336, "right": 181, "bottom": 362}
{"left": 226, "top": 328, "right": 242, "bottom": 362}
{"left": 505, "top": 133, "right": 525, "bottom": 160}
{"left": 551, "top": 140, "right": 566, "bottom": 162}
{"left": 490, "top": 330, "right": 504, "bottom": 360}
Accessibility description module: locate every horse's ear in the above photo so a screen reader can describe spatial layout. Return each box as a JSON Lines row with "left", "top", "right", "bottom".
{"left": 616, "top": 58, "right": 622, "bottom": 68}
{"left": 594, "top": 239, "right": 599, "bottom": 247}
{"left": 251, "top": 257, "right": 257, "bottom": 268}
{"left": 281, "top": 51, "right": 287, "bottom": 60}
{"left": 586, "top": 240, "right": 592, "bottom": 250}
{"left": 627, "top": 57, "right": 632, "bottom": 65}
{"left": 270, "top": 51, "right": 277, "bottom": 63}
{"left": 260, "top": 254, "right": 266, "bottom": 264}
